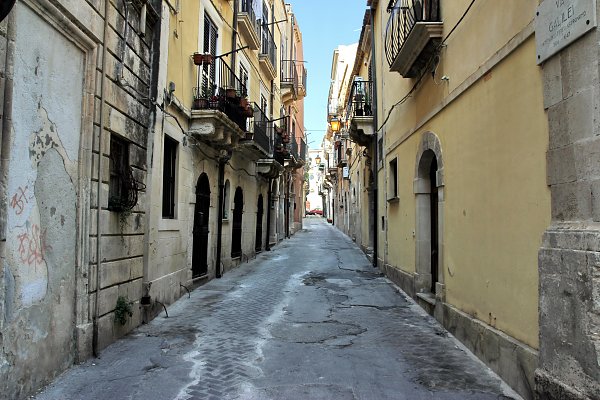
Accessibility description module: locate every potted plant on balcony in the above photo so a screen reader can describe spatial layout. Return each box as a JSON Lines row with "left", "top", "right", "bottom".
{"left": 240, "top": 97, "right": 253, "bottom": 117}
{"left": 275, "top": 125, "right": 286, "bottom": 136}
{"left": 225, "top": 87, "right": 237, "bottom": 99}
{"left": 193, "top": 52, "right": 214, "bottom": 65}
{"left": 209, "top": 95, "right": 220, "bottom": 109}
{"left": 193, "top": 97, "right": 209, "bottom": 109}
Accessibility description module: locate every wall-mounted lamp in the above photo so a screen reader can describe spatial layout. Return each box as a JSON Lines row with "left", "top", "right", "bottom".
{"left": 314, "top": 155, "right": 322, "bottom": 165}
{"left": 330, "top": 117, "right": 341, "bottom": 133}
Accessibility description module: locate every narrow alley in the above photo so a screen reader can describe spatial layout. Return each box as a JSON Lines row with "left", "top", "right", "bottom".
{"left": 35, "top": 218, "right": 519, "bottom": 400}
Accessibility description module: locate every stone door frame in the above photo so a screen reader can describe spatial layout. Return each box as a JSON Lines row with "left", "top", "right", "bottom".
{"left": 413, "top": 132, "right": 445, "bottom": 300}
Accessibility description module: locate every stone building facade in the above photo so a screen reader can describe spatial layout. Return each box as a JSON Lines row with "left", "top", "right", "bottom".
{"left": 0, "top": 1, "right": 307, "bottom": 398}
{"left": 325, "top": 0, "right": 600, "bottom": 398}
{"left": 0, "top": 0, "right": 162, "bottom": 397}
{"left": 536, "top": 1, "right": 600, "bottom": 398}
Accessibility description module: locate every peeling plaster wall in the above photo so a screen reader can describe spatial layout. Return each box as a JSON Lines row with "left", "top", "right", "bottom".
{"left": 0, "top": 3, "right": 82, "bottom": 397}
{"left": 0, "top": 0, "right": 161, "bottom": 397}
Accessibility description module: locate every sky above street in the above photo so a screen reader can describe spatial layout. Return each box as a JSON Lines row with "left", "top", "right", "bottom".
{"left": 291, "top": 0, "right": 367, "bottom": 149}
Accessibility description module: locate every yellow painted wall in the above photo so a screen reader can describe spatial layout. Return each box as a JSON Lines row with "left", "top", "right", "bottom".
{"left": 374, "top": 1, "right": 550, "bottom": 349}
{"left": 166, "top": 0, "right": 242, "bottom": 112}
{"left": 167, "top": 0, "right": 200, "bottom": 112}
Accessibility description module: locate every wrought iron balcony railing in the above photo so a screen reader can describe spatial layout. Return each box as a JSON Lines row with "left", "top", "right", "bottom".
{"left": 299, "top": 138, "right": 306, "bottom": 161}
{"left": 240, "top": 0, "right": 261, "bottom": 35}
{"left": 297, "top": 62, "right": 307, "bottom": 97}
{"left": 238, "top": 0, "right": 262, "bottom": 49}
{"left": 291, "top": 137, "right": 299, "bottom": 159}
{"left": 260, "top": 26, "right": 277, "bottom": 71}
{"left": 281, "top": 59, "right": 299, "bottom": 100}
{"left": 274, "top": 127, "right": 287, "bottom": 165}
{"left": 347, "top": 80, "right": 373, "bottom": 118}
{"left": 250, "top": 102, "right": 272, "bottom": 154}
{"left": 385, "top": 0, "right": 441, "bottom": 76}
{"left": 192, "top": 57, "right": 249, "bottom": 131}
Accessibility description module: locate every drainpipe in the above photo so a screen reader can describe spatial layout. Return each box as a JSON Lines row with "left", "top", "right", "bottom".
{"left": 215, "top": 156, "right": 228, "bottom": 278}
{"left": 142, "top": 0, "right": 164, "bottom": 308}
{"left": 231, "top": 0, "right": 239, "bottom": 70}
{"left": 370, "top": 7, "right": 379, "bottom": 269}
{"left": 93, "top": 0, "right": 111, "bottom": 357}
{"left": 285, "top": 173, "right": 290, "bottom": 238}
{"left": 0, "top": 7, "right": 15, "bottom": 332}
{"left": 265, "top": 177, "right": 273, "bottom": 251}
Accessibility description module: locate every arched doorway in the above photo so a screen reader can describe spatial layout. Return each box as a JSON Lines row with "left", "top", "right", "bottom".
{"left": 231, "top": 187, "right": 243, "bottom": 257}
{"left": 414, "top": 132, "right": 444, "bottom": 297}
{"left": 255, "top": 194, "right": 264, "bottom": 251}
{"left": 193, "top": 173, "right": 210, "bottom": 277}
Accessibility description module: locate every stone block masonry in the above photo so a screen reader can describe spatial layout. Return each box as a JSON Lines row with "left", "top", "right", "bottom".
{"left": 537, "top": 7, "right": 600, "bottom": 398}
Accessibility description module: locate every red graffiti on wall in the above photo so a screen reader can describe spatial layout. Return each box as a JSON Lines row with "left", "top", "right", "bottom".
{"left": 10, "top": 186, "right": 28, "bottom": 215}
{"left": 17, "top": 224, "right": 51, "bottom": 267}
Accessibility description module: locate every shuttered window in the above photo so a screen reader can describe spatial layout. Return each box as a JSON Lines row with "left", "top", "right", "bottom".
{"left": 202, "top": 14, "right": 218, "bottom": 97}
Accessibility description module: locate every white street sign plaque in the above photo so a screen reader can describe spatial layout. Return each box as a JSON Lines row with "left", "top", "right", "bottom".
{"left": 535, "top": 0, "right": 597, "bottom": 64}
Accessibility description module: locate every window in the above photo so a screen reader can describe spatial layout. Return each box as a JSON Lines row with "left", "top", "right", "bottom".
{"left": 239, "top": 64, "right": 249, "bottom": 92}
{"left": 388, "top": 157, "right": 398, "bottom": 201}
{"left": 202, "top": 14, "right": 218, "bottom": 96}
{"left": 108, "top": 135, "right": 134, "bottom": 211}
{"left": 260, "top": 94, "right": 268, "bottom": 115}
{"left": 162, "top": 135, "right": 178, "bottom": 218}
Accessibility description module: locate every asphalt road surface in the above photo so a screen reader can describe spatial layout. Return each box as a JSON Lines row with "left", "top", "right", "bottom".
{"left": 35, "top": 218, "right": 520, "bottom": 400}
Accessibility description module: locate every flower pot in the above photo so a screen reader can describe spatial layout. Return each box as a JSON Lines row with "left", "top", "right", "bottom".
{"left": 225, "top": 88, "right": 237, "bottom": 98}
{"left": 242, "top": 105, "right": 254, "bottom": 117}
{"left": 193, "top": 53, "right": 213, "bottom": 65}
{"left": 193, "top": 98, "right": 208, "bottom": 109}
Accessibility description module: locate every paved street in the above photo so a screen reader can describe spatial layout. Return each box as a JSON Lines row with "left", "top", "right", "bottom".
{"left": 35, "top": 218, "right": 520, "bottom": 400}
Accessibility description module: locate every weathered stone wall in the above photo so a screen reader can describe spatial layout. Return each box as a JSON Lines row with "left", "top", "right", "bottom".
{"left": 0, "top": 1, "right": 91, "bottom": 397}
{"left": 87, "top": 0, "right": 160, "bottom": 353}
{"left": 537, "top": 5, "right": 600, "bottom": 398}
{"left": 0, "top": 0, "right": 161, "bottom": 398}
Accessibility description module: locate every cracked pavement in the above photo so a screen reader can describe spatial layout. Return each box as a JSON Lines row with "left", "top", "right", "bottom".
{"left": 35, "top": 218, "right": 521, "bottom": 400}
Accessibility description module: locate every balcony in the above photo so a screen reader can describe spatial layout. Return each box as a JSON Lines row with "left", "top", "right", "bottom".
{"left": 385, "top": 0, "right": 442, "bottom": 77}
{"left": 297, "top": 62, "right": 307, "bottom": 98}
{"left": 189, "top": 57, "right": 250, "bottom": 147}
{"left": 347, "top": 80, "right": 374, "bottom": 147}
{"left": 239, "top": 103, "right": 272, "bottom": 159}
{"left": 286, "top": 137, "right": 305, "bottom": 169}
{"left": 336, "top": 142, "right": 347, "bottom": 167}
{"left": 237, "top": 0, "right": 261, "bottom": 50}
{"left": 273, "top": 124, "right": 288, "bottom": 166}
{"left": 259, "top": 26, "right": 277, "bottom": 80}
{"left": 281, "top": 60, "right": 298, "bottom": 103}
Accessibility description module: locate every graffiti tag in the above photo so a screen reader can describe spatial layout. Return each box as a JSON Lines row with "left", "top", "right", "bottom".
{"left": 17, "top": 224, "right": 51, "bottom": 267}
{"left": 10, "top": 186, "right": 29, "bottom": 215}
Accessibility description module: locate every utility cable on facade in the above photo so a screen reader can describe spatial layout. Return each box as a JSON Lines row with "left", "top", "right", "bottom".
{"left": 376, "top": 0, "right": 476, "bottom": 134}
